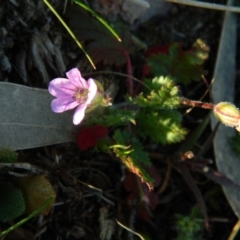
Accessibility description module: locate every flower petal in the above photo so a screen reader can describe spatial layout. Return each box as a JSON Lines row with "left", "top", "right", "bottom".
{"left": 51, "top": 96, "right": 79, "bottom": 113}
{"left": 73, "top": 103, "right": 88, "bottom": 125}
{"left": 86, "top": 78, "right": 97, "bottom": 104}
{"left": 48, "top": 78, "right": 76, "bottom": 97}
{"left": 66, "top": 68, "right": 88, "bottom": 89}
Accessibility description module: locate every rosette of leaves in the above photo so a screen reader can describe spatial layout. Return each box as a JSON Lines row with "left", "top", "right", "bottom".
{"left": 0, "top": 182, "right": 25, "bottom": 222}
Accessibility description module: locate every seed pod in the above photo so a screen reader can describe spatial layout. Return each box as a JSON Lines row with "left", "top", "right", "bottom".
{"left": 213, "top": 102, "right": 240, "bottom": 131}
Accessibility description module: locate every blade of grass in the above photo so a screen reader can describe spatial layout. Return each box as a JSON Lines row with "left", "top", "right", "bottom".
{"left": 0, "top": 197, "right": 53, "bottom": 238}
{"left": 73, "top": 0, "right": 122, "bottom": 42}
{"left": 228, "top": 219, "right": 240, "bottom": 240}
{"left": 42, "top": 0, "right": 96, "bottom": 69}
{"left": 179, "top": 111, "right": 211, "bottom": 152}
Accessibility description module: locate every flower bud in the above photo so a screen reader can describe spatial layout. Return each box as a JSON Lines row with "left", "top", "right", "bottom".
{"left": 213, "top": 102, "right": 240, "bottom": 131}
{"left": 85, "top": 80, "right": 109, "bottom": 113}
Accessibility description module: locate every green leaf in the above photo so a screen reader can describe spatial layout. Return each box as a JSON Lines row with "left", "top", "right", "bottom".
{"left": 136, "top": 109, "right": 187, "bottom": 145}
{"left": 175, "top": 207, "right": 203, "bottom": 240}
{"left": 147, "top": 40, "right": 209, "bottom": 84}
{"left": 112, "top": 130, "right": 154, "bottom": 187}
{"left": 0, "top": 183, "right": 25, "bottom": 222}
{"left": 0, "top": 197, "right": 52, "bottom": 238}
{"left": 127, "top": 76, "right": 180, "bottom": 108}
{"left": 86, "top": 108, "right": 136, "bottom": 126}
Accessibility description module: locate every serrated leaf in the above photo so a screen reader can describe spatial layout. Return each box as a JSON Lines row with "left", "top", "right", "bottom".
{"left": 128, "top": 76, "right": 180, "bottom": 108}
{"left": 0, "top": 83, "right": 76, "bottom": 150}
{"left": 112, "top": 130, "right": 154, "bottom": 187}
{"left": 65, "top": 6, "right": 131, "bottom": 66}
{"left": 147, "top": 40, "right": 209, "bottom": 84}
{"left": 136, "top": 109, "right": 187, "bottom": 145}
{"left": 113, "top": 130, "right": 148, "bottom": 157}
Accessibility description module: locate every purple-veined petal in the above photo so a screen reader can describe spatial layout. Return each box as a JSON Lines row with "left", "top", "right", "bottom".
{"left": 66, "top": 68, "right": 88, "bottom": 89}
{"left": 86, "top": 78, "right": 97, "bottom": 104}
{"left": 48, "top": 78, "right": 76, "bottom": 97}
{"left": 51, "top": 96, "right": 79, "bottom": 113}
{"left": 73, "top": 103, "right": 88, "bottom": 125}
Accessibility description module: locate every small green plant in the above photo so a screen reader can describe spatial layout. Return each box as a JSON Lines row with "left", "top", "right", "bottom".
{"left": 33, "top": 2, "right": 240, "bottom": 233}
{"left": 0, "top": 197, "right": 53, "bottom": 238}
{"left": 0, "top": 182, "right": 25, "bottom": 222}
{"left": 175, "top": 207, "right": 203, "bottom": 240}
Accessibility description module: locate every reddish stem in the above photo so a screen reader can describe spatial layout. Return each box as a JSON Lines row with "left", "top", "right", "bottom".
{"left": 180, "top": 98, "right": 215, "bottom": 109}
{"left": 123, "top": 49, "right": 133, "bottom": 96}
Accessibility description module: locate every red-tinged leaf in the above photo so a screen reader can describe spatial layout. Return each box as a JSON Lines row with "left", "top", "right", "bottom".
{"left": 123, "top": 165, "right": 161, "bottom": 220}
{"left": 176, "top": 162, "right": 209, "bottom": 228}
{"left": 146, "top": 40, "right": 209, "bottom": 84}
{"left": 145, "top": 45, "right": 169, "bottom": 58}
{"left": 142, "top": 45, "right": 169, "bottom": 77}
{"left": 76, "top": 125, "right": 108, "bottom": 151}
{"left": 65, "top": 6, "right": 132, "bottom": 66}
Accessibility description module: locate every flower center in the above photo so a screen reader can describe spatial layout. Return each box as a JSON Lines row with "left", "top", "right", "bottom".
{"left": 74, "top": 88, "right": 88, "bottom": 103}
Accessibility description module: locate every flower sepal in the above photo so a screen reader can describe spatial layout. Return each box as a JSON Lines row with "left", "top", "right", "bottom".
{"left": 85, "top": 80, "right": 110, "bottom": 114}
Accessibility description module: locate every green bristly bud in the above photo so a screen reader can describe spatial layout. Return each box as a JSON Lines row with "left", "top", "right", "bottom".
{"left": 213, "top": 102, "right": 240, "bottom": 131}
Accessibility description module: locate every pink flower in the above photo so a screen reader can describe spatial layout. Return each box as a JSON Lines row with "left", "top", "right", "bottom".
{"left": 48, "top": 68, "right": 97, "bottom": 125}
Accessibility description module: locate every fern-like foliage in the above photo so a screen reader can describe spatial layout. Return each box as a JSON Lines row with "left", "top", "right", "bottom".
{"left": 0, "top": 182, "right": 25, "bottom": 222}
{"left": 136, "top": 109, "right": 187, "bottom": 145}
{"left": 147, "top": 39, "right": 209, "bottom": 84}
{"left": 127, "top": 76, "right": 180, "bottom": 108}
{"left": 127, "top": 76, "right": 187, "bottom": 145}
{"left": 111, "top": 130, "right": 154, "bottom": 188}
